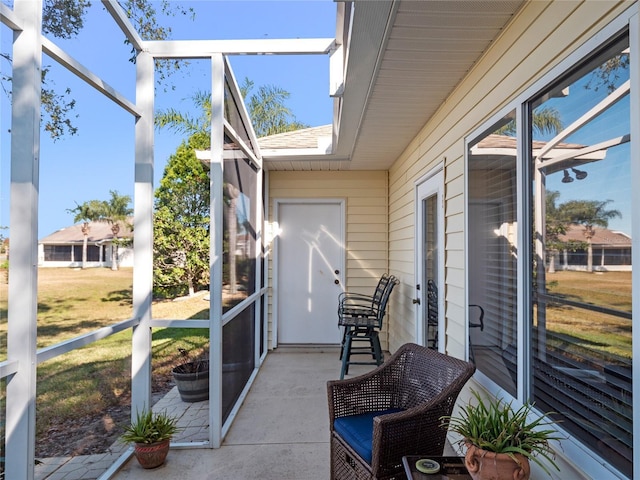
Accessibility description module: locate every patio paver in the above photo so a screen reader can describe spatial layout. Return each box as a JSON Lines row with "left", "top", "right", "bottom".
{"left": 112, "top": 348, "right": 369, "bottom": 480}
{"left": 36, "top": 347, "right": 372, "bottom": 480}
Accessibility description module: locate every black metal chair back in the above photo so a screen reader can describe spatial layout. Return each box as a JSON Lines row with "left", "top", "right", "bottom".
{"left": 337, "top": 275, "right": 399, "bottom": 379}
{"left": 426, "top": 279, "right": 438, "bottom": 349}
{"left": 338, "top": 273, "right": 391, "bottom": 314}
{"left": 371, "top": 275, "right": 399, "bottom": 329}
{"left": 338, "top": 275, "right": 397, "bottom": 329}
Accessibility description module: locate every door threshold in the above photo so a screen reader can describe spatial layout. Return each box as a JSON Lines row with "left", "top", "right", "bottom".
{"left": 273, "top": 344, "right": 341, "bottom": 354}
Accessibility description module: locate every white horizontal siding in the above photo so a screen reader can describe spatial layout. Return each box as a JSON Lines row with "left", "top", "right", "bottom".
{"left": 386, "top": 0, "right": 630, "bottom": 356}
{"left": 268, "top": 170, "right": 389, "bottom": 349}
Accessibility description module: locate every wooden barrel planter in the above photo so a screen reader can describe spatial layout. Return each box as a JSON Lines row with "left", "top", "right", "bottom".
{"left": 172, "top": 360, "right": 209, "bottom": 402}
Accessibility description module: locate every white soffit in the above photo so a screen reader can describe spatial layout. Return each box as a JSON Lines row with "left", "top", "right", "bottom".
{"left": 339, "top": 0, "right": 526, "bottom": 170}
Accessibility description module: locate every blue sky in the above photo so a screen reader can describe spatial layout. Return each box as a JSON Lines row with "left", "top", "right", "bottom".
{"left": 539, "top": 59, "right": 631, "bottom": 236}
{"left": 1, "top": 1, "right": 335, "bottom": 238}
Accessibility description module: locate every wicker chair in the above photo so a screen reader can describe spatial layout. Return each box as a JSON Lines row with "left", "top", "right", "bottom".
{"left": 327, "top": 343, "right": 475, "bottom": 480}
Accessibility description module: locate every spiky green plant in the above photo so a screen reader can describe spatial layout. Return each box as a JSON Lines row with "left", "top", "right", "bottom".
{"left": 120, "top": 409, "right": 179, "bottom": 444}
{"left": 441, "top": 390, "right": 563, "bottom": 476}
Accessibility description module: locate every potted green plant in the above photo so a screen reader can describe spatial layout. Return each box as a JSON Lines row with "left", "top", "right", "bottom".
{"left": 172, "top": 348, "right": 209, "bottom": 402}
{"left": 120, "top": 409, "right": 180, "bottom": 469}
{"left": 441, "top": 390, "right": 563, "bottom": 480}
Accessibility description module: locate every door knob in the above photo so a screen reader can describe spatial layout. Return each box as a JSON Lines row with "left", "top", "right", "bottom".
{"left": 412, "top": 298, "right": 421, "bottom": 305}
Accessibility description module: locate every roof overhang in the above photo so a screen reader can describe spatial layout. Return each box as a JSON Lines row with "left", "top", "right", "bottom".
{"left": 263, "top": 0, "right": 526, "bottom": 170}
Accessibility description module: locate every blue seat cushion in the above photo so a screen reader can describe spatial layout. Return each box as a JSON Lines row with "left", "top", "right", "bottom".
{"left": 333, "top": 408, "right": 404, "bottom": 464}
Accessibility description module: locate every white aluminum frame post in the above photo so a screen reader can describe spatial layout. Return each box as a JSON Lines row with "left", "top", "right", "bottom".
{"left": 209, "top": 53, "right": 225, "bottom": 449}
{"left": 131, "top": 50, "right": 155, "bottom": 417}
{"left": 6, "top": 1, "right": 42, "bottom": 479}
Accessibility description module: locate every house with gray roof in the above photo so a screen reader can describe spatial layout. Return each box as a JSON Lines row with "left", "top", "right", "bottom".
{"left": 38, "top": 220, "right": 133, "bottom": 268}
{"left": 558, "top": 224, "right": 632, "bottom": 272}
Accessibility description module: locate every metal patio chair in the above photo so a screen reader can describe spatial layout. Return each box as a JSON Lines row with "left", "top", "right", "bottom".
{"left": 337, "top": 275, "right": 399, "bottom": 379}
{"left": 338, "top": 274, "right": 392, "bottom": 359}
{"left": 468, "top": 304, "right": 485, "bottom": 364}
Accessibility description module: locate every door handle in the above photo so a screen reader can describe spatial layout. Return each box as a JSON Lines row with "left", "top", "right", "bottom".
{"left": 412, "top": 298, "right": 421, "bottom": 305}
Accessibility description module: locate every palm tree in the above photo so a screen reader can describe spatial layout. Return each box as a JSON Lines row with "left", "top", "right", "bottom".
{"left": 241, "top": 79, "right": 308, "bottom": 136}
{"left": 559, "top": 199, "right": 621, "bottom": 272}
{"left": 67, "top": 199, "right": 104, "bottom": 269}
{"left": 544, "top": 190, "right": 567, "bottom": 273}
{"left": 155, "top": 80, "right": 308, "bottom": 138}
{"left": 497, "top": 106, "right": 563, "bottom": 137}
{"left": 155, "top": 90, "right": 211, "bottom": 136}
{"left": 101, "top": 190, "right": 133, "bottom": 271}
{"left": 154, "top": 81, "right": 306, "bottom": 296}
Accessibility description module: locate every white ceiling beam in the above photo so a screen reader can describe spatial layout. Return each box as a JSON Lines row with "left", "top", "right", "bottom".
{"left": 102, "top": 0, "right": 144, "bottom": 52}
{"left": 537, "top": 134, "right": 628, "bottom": 172}
{"left": 144, "top": 38, "right": 335, "bottom": 58}
{"left": 535, "top": 79, "right": 630, "bottom": 164}
{"left": 0, "top": 2, "right": 22, "bottom": 30}
{"left": 263, "top": 153, "right": 350, "bottom": 162}
{"left": 330, "top": 2, "right": 351, "bottom": 97}
{"left": 42, "top": 37, "right": 141, "bottom": 117}
{"left": 330, "top": 44, "right": 344, "bottom": 97}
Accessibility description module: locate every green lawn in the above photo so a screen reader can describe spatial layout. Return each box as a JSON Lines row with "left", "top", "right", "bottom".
{"left": 0, "top": 267, "right": 632, "bottom": 455}
{"left": 544, "top": 270, "right": 632, "bottom": 360}
{"left": 0, "top": 267, "right": 210, "bottom": 456}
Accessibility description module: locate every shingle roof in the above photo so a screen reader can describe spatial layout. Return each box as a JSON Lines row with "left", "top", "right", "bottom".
{"left": 559, "top": 224, "right": 631, "bottom": 246}
{"left": 477, "top": 133, "right": 584, "bottom": 151}
{"left": 39, "top": 220, "right": 133, "bottom": 244}
{"left": 257, "top": 124, "right": 332, "bottom": 150}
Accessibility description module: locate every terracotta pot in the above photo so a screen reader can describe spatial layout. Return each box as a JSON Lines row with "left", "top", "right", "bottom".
{"left": 134, "top": 438, "right": 171, "bottom": 469}
{"left": 465, "top": 443, "right": 530, "bottom": 480}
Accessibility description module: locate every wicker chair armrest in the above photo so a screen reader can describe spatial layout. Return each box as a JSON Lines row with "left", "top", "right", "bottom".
{"left": 327, "top": 353, "right": 405, "bottom": 424}
{"left": 368, "top": 403, "right": 450, "bottom": 476}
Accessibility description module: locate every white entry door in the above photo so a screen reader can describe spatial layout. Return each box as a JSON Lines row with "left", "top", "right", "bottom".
{"left": 415, "top": 170, "right": 444, "bottom": 351}
{"left": 275, "top": 200, "right": 344, "bottom": 345}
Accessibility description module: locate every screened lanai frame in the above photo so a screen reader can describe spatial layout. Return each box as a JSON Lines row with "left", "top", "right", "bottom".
{"left": 0, "top": 1, "right": 336, "bottom": 479}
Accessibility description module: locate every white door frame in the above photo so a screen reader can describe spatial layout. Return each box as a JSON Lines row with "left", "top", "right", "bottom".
{"left": 272, "top": 198, "right": 346, "bottom": 348}
{"left": 414, "top": 166, "right": 445, "bottom": 350}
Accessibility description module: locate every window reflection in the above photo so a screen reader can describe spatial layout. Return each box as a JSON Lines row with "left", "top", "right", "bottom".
{"left": 223, "top": 133, "right": 257, "bottom": 310}
{"left": 467, "top": 111, "right": 518, "bottom": 396}
{"left": 531, "top": 34, "right": 632, "bottom": 477}
{"left": 224, "top": 77, "right": 254, "bottom": 152}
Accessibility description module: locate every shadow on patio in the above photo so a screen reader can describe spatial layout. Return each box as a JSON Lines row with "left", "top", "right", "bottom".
{"left": 112, "top": 347, "right": 376, "bottom": 480}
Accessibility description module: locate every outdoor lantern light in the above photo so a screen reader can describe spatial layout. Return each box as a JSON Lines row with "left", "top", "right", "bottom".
{"left": 572, "top": 167, "right": 588, "bottom": 180}
{"left": 562, "top": 169, "right": 574, "bottom": 183}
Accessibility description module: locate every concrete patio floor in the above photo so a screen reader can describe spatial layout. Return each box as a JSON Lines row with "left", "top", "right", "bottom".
{"left": 111, "top": 347, "right": 376, "bottom": 480}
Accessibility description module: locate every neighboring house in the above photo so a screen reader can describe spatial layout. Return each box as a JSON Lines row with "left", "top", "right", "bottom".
{"left": 557, "top": 224, "right": 632, "bottom": 271}
{"left": 4, "top": 2, "right": 639, "bottom": 480}
{"left": 38, "top": 220, "right": 133, "bottom": 268}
